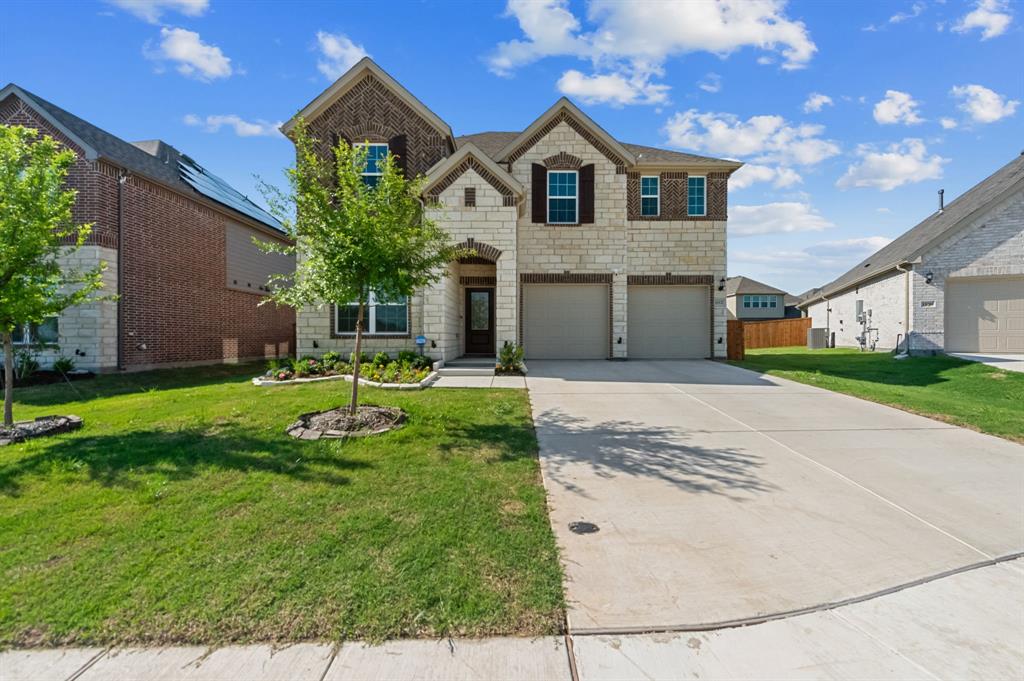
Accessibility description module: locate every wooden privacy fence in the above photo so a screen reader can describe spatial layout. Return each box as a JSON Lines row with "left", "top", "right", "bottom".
{"left": 727, "top": 317, "right": 812, "bottom": 359}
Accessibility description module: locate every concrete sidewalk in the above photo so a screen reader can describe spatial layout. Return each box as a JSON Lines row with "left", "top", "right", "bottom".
{"left": 4, "top": 561, "right": 1022, "bottom": 680}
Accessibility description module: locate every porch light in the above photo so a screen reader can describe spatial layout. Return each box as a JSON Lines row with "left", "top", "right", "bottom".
{"left": 718, "top": 277, "right": 726, "bottom": 291}
{"left": 925, "top": 271, "right": 934, "bottom": 284}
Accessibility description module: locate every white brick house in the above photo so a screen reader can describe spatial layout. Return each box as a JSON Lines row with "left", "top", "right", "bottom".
{"left": 800, "top": 154, "right": 1024, "bottom": 354}
{"left": 286, "top": 59, "right": 740, "bottom": 363}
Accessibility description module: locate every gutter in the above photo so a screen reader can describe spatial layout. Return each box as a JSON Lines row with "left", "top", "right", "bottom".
{"left": 896, "top": 262, "right": 913, "bottom": 353}
{"left": 798, "top": 259, "right": 914, "bottom": 309}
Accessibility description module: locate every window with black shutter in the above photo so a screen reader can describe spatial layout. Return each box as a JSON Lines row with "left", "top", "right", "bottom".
{"left": 579, "top": 164, "right": 595, "bottom": 224}
{"left": 531, "top": 163, "right": 547, "bottom": 223}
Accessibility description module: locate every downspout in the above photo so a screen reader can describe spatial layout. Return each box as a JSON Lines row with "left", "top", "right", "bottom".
{"left": 896, "top": 262, "right": 912, "bottom": 354}
{"left": 116, "top": 171, "right": 129, "bottom": 371}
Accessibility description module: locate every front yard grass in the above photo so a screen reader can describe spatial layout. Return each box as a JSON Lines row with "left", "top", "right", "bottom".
{"left": 0, "top": 363, "right": 563, "bottom": 647}
{"left": 730, "top": 347, "right": 1024, "bottom": 443}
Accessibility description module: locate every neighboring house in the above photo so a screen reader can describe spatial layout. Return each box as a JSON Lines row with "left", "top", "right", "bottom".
{"left": 1, "top": 84, "right": 295, "bottom": 372}
{"left": 800, "top": 153, "right": 1024, "bottom": 354}
{"left": 285, "top": 59, "right": 740, "bottom": 362}
{"left": 725, "top": 276, "right": 793, "bottom": 320}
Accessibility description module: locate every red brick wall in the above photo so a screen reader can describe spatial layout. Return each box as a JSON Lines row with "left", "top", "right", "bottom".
{"left": 2, "top": 92, "right": 295, "bottom": 369}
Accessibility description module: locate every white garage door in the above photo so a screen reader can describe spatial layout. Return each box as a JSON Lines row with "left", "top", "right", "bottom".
{"left": 945, "top": 277, "right": 1024, "bottom": 353}
{"left": 628, "top": 285, "right": 709, "bottom": 359}
{"left": 523, "top": 284, "right": 608, "bottom": 359}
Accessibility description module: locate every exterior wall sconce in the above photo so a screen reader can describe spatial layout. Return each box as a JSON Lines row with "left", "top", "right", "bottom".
{"left": 718, "top": 277, "right": 726, "bottom": 291}
{"left": 312, "top": 340, "right": 319, "bottom": 348}
{"left": 925, "top": 271, "right": 934, "bottom": 284}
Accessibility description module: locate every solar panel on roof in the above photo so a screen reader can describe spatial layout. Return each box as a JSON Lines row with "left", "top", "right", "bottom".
{"left": 177, "top": 159, "right": 284, "bottom": 232}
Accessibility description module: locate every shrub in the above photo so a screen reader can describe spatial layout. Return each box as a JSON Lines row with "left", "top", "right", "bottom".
{"left": 14, "top": 348, "right": 40, "bottom": 380}
{"left": 372, "top": 351, "right": 391, "bottom": 367}
{"left": 52, "top": 356, "right": 76, "bottom": 374}
{"left": 397, "top": 350, "right": 418, "bottom": 364}
{"left": 350, "top": 351, "right": 372, "bottom": 366}
{"left": 498, "top": 341, "right": 525, "bottom": 373}
{"left": 321, "top": 351, "right": 342, "bottom": 368}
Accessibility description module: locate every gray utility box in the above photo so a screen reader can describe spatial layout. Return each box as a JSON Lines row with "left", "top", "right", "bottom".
{"left": 807, "top": 327, "right": 830, "bottom": 349}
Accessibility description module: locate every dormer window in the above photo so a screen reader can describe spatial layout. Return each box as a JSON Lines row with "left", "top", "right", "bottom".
{"left": 355, "top": 143, "right": 389, "bottom": 188}
{"left": 641, "top": 176, "right": 660, "bottom": 217}
{"left": 547, "top": 170, "right": 578, "bottom": 224}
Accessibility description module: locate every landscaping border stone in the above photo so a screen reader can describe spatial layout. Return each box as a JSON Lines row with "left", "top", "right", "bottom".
{"left": 0, "top": 415, "right": 83, "bottom": 446}
{"left": 252, "top": 371, "right": 439, "bottom": 390}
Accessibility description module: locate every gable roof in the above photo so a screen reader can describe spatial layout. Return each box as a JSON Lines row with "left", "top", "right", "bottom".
{"left": 423, "top": 143, "right": 524, "bottom": 200}
{"left": 495, "top": 98, "right": 637, "bottom": 167}
{"left": 725, "top": 276, "right": 789, "bottom": 297}
{"left": 281, "top": 57, "right": 455, "bottom": 146}
{"left": 800, "top": 153, "right": 1024, "bottom": 307}
{"left": 2, "top": 83, "right": 283, "bottom": 233}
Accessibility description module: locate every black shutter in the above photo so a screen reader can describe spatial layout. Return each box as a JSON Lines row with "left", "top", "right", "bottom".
{"left": 579, "top": 164, "right": 595, "bottom": 224}
{"left": 532, "top": 163, "right": 547, "bottom": 223}
{"left": 389, "top": 134, "right": 408, "bottom": 178}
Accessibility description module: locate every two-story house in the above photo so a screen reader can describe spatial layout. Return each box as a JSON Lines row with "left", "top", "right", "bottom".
{"left": 285, "top": 59, "right": 740, "bottom": 362}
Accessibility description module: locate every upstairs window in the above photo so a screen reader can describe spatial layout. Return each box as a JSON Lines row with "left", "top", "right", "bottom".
{"left": 336, "top": 292, "right": 408, "bottom": 335}
{"left": 547, "top": 170, "right": 578, "bottom": 224}
{"left": 688, "top": 176, "right": 706, "bottom": 216}
{"left": 742, "top": 295, "right": 778, "bottom": 309}
{"left": 355, "top": 143, "right": 389, "bottom": 188}
{"left": 640, "top": 176, "right": 660, "bottom": 217}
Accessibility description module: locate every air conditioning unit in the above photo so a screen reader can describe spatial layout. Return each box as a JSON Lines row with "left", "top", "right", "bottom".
{"left": 808, "top": 327, "right": 829, "bottom": 349}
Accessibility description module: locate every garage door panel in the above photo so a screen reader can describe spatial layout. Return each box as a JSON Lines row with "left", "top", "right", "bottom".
{"left": 946, "top": 277, "right": 1024, "bottom": 353}
{"left": 628, "top": 285, "right": 709, "bottom": 359}
{"left": 523, "top": 284, "right": 608, "bottom": 359}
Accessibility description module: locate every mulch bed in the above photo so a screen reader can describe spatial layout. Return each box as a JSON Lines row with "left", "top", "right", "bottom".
{"left": 286, "top": 405, "right": 406, "bottom": 440}
{"left": 0, "top": 415, "right": 83, "bottom": 446}
{"left": 1, "top": 371, "right": 95, "bottom": 389}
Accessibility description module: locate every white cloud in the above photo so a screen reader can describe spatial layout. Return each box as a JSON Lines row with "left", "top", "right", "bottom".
{"left": 316, "top": 31, "right": 369, "bottom": 81}
{"left": 877, "top": 207, "right": 892, "bottom": 213}
{"left": 873, "top": 90, "right": 924, "bottom": 125}
{"left": 733, "top": 236, "right": 892, "bottom": 270}
{"left": 489, "top": 0, "right": 817, "bottom": 106}
{"left": 837, "top": 138, "right": 948, "bottom": 192}
{"left": 805, "top": 236, "right": 893, "bottom": 257}
{"left": 663, "top": 110, "right": 840, "bottom": 166}
{"left": 107, "top": 0, "right": 207, "bottom": 23}
{"left": 803, "top": 93, "right": 833, "bottom": 113}
{"left": 698, "top": 72, "right": 722, "bottom": 94}
{"left": 729, "top": 163, "right": 802, "bottom": 190}
{"left": 939, "top": 117, "right": 958, "bottom": 129}
{"left": 952, "top": 0, "right": 1013, "bottom": 39}
{"left": 149, "top": 27, "right": 232, "bottom": 81}
{"left": 184, "top": 113, "right": 283, "bottom": 137}
{"left": 950, "top": 84, "right": 1019, "bottom": 123}
{"left": 557, "top": 69, "right": 669, "bottom": 106}
{"left": 889, "top": 1, "right": 926, "bottom": 24}
{"left": 729, "top": 202, "right": 834, "bottom": 237}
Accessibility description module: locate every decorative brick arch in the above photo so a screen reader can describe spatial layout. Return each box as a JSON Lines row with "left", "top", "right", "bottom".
{"left": 543, "top": 152, "right": 582, "bottom": 169}
{"left": 456, "top": 238, "right": 502, "bottom": 263}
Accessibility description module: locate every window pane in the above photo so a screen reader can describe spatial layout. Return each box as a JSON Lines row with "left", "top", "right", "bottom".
{"left": 769, "top": 297, "right": 777, "bottom": 308}
{"left": 34, "top": 317, "right": 59, "bottom": 344}
{"left": 641, "top": 197, "right": 659, "bottom": 216}
{"left": 362, "top": 144, "right": 388, "bottom": 174}
{"left": 375, "top": 301, "right": 408, "bottom": 333}
{"left": 548, "top": 171, "right": 576, "bottom": 197}
{"left": 470, "top": 292, "right": 490, "bottom": 331}
{"left": 688, "top": 177, "right": 706, "bottom": 216}
{"left": 336, "top": 304, "right": 359, "bottom": 333}
{"left": 641, "top": 176, "right": 659, "bottom": 196}
{"left": 361, "top": 174, "right": 380, "bottom": 188}
{"left": 11, "top": 324, "right": 26, "bottom": 344}
{"left": 548, "top": 197, "right": 577, "bottom": 223}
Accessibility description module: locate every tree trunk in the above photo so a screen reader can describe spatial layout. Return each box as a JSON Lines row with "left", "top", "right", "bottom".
{"left": 3, "top": 332, "right": 13, "bottom": 427}
{"left": 349, "top": 300, "right": 365, "bottom": 415}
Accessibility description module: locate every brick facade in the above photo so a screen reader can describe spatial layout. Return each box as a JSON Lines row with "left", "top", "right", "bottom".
{"left": 2, "top": 93, "right": 295, "bottom": 372}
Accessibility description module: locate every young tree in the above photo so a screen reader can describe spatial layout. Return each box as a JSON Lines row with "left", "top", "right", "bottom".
{"left": 0, "top": 125, "right": 106, "bottom": 426}
{"left": 260, "top": 121, "right": 463, "bottom": 414}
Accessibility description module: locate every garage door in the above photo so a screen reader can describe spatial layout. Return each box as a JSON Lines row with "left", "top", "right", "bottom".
{"left": 945, "top": 277, "right": 1024, "bottom": 353}
{"left": 523, "top": 284, "right": 608, "bottom": 359}
{"left": 628, "top": 285, "right": 709, "bottom": 359}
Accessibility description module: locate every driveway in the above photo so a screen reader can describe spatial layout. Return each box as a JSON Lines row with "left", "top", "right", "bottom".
{"left": 526, "top": 360, "right": 1024, "bottom": 633}
{"left": 951, "top": 352, "right": 1024, "bottom": 373}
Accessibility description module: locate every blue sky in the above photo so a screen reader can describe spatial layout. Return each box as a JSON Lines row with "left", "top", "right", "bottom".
{"left": 2, "top": 0, "right": 1020, "bottom": 294}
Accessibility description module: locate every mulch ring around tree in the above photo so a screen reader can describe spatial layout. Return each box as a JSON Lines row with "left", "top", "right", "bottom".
{"left": 0, "top": 415, "right": 83, "bottom": 446}
{"left": 286, "top": 405, "right": 406, "bottom": 440}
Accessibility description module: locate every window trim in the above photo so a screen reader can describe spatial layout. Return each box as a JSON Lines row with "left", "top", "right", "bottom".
{"left": 334, "top": 291, "right": 409, "bottom": 336}
{"left": 547, "top": 169, "right": 579, "bottom": 225}
{"left": 741, "top": 294, "right": 778, "bottom": 309}
{"left": 640, "top": 175, "right": 660, "bottom": 217}
{"left": 354, "top": 142, "right": 389, "bottom": 186}
{"left": 687, "top": 175, "right": 707, "bottom": 217}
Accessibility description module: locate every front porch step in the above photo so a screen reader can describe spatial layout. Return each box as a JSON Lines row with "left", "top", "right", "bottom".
{"left": 437, "top": 366, "right": 495, "bottom": 377}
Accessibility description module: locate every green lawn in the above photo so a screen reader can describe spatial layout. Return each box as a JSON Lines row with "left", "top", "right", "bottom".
{"left": 0, "top": 364, "right": 564, "bottom": 647}
{"left": 731, "top": 347, "right": 1024, "bottom": 443}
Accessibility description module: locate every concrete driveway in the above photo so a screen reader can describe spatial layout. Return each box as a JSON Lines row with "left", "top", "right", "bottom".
{"left": 526, "top": 360, "right": 1024, "bottom": 633}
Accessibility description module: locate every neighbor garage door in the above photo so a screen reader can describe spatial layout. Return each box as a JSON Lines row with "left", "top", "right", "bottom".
{"left": 628, "top": 285, "right": 709, "bottom": 359}
{"left": 945, "top": 276, "right": 1024, "bottom": 353}
{"left": 523, "top": 284, "right": 608, "bottom": 359}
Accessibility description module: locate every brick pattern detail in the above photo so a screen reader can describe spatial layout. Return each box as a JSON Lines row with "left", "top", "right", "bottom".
{"left": 456, "top": 238, "right": 502, "bottom": 262}
{"left": 627, "top": 171, "right": 727, "bottom": 221}
{"left": 518, "top": 272, "right": 614, "bottom": 357}
{"left": 707, "top": 172, "right": 729, "bottom": 220}
{"left": 627, "top": 274, "right": 713, "bottom": 285}
{"left": 426, "top": 156, "right": 518, "bottom": 206}
{"left": 329, "top": 303, "right": 412, "bottom": 340}
{"left": 505, "top": 110, "right": 627, "bottom": 173}
{"left": 464, "top": 186, "right": 476, "bottom": 207}
{"left": 543, "top": 151, "right": 583, "bottom": 169}
{"left": 460, "top": 276, "right": 496, "bottom": 286}
{"left": 307, "top": 73, "right": 451, "bottom": 178}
